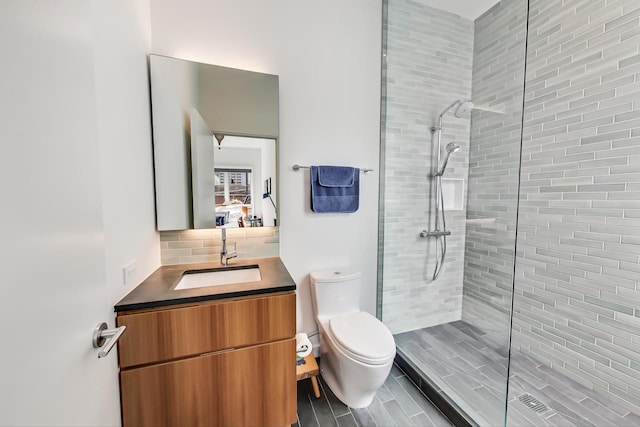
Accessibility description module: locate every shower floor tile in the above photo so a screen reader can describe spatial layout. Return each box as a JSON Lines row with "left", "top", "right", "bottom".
{"left": 508, "top": 351, "right": 640, "bottom": 427}
{"left": 395, "top": 321, "right": 640, "bottom": 427}
{"left": 295, "top": 362, "right": 453, "bottom": 427}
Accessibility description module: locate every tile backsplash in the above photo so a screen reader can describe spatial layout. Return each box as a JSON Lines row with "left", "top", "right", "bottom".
{"left": 160, "top": 227, "right": 279, "bottom": 265}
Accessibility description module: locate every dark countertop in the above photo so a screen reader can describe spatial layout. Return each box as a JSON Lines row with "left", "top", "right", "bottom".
{"left": 114, "top": 257, "right": 296, "bottom": 312}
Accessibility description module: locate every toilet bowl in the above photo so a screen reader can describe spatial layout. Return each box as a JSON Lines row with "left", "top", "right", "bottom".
{"left": 310, "top": 270, "right": 396, "bottom": 408}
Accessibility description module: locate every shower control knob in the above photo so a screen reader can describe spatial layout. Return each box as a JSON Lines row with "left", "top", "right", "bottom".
{"left": 420, "top": 230, "right": 452, "bottom": 238}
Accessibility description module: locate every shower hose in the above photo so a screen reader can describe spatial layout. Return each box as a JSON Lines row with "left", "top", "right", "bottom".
{"left": 433, "top": 173, "right": 447, "bottom": 280}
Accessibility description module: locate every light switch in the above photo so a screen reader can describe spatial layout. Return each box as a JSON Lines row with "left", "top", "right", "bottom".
{"left": 123, "top": 262, "right": 137, "bottom": 286}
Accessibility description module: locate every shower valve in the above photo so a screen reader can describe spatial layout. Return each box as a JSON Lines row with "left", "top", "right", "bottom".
{"left": 420, "top": 230, "right": 452, "bottom": 238}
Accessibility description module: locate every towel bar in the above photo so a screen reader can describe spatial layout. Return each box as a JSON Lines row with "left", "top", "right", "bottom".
{"left": 292, "top": 164, "right": 373, "bottom": 174}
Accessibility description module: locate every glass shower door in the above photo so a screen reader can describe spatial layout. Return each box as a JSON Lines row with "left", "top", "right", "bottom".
{"left": 379, "top": 0, "right": 529, "bottom": 425}
{"left": 507, "top": 0, "right": 640, "bottom": 425}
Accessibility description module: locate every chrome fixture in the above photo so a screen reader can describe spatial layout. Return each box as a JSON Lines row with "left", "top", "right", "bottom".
{"left": 454, "top": 100, "right": 474, "bottom": 119}
{"left": 92, "top": 322, "right": 126, "bottom": 358}
{"left": 292, "top": 164, "right": 374, "bottom": 174}
{"left": 424, "top": 100, "right": 474, "bottom": 280}
{"left": 220, "top": 228, "right": 237, "bottom": 266}
{"left": 436, "top": 143, "right": 461, "bottom": 176}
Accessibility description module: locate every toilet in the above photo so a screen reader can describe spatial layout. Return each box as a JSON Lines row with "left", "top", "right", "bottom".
{"left": 310, "top": 269, "right": 396, "bottom": 408}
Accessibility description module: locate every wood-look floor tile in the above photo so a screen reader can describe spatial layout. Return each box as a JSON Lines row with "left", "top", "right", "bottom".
{"left": 395, "top": 321, "right": 640, "bottom": 427}
{"left": 336, "top": 413, "right": 358, "bottom": 427}
{"left": 296, "top": 364, "right": 451, "bottom": 427}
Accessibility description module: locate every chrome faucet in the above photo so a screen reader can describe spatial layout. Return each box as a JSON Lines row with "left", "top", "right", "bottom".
{"left": 220, "top": 228, "right": 237, "bottom": 266}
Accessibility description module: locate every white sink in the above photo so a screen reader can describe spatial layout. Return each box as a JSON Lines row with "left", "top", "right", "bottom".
{"left": 174, "top": 266, "right": 261, "bottom": 290}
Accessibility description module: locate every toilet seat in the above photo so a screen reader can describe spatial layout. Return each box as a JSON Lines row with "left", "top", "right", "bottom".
{"left": 329, "top": 312, "right": 395, "bottom": 365}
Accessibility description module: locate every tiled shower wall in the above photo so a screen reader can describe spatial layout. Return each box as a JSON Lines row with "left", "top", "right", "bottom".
{"left": 381, "top": 0, "right": 473, "bottom": 333}
{"left": 159, "top": 228, "right": 279, "bottom": 265}
{"left": 460, "top": 0, "right": 528, "bottom": 351}
{"left": 511, "top": 0, "right": 640, "bottom": 414}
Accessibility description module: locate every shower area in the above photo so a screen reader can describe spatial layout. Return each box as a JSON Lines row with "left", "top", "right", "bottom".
{"left": 379, "top": 0, "right": 640, "bottom": 426}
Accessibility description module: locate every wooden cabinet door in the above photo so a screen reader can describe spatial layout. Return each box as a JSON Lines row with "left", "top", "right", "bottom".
{"left": 120, "top": 338, "right": 296, "bottom": 427}
{"left": 117, "top": 292, "right": 296, "bottom": 368}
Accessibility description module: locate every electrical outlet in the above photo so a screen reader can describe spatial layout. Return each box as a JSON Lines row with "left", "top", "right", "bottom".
{"left": 122, "top": 262, "right": 137, "bottom": 286}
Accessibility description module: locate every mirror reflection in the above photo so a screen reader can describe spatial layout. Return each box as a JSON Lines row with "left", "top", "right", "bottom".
{"left": 191, "top": 124, "right": 276, "bottom": 229}
{"left": 213, "top": 135, "right": 277, "bottom": 228}
{"left": 149, "top": 54, "right": 279, "bottom": 231}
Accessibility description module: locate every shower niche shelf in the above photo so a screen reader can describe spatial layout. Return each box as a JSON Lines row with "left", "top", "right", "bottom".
{"left": 442, "top": 178, "right": 464, "bottom": 211}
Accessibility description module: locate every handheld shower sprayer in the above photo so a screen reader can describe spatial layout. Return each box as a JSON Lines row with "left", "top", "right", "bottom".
{"left": 437, "top": 143, "right": 460, "bottom": 176}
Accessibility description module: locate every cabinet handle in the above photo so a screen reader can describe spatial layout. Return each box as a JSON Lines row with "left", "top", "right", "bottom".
{"left": 93, "top": 322, "right": 126, "bottom": 358}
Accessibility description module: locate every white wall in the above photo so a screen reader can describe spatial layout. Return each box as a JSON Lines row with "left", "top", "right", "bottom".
{"left": 0, "top": 1, "right": 159, "bottom": 425}
{"left": 92, "top": 0, "right": 160, "bottom": 310}
{"left": 95, "top": 2, "right": 161, "bottom": 421}
{"left": 150, "top": 0, "right": 383, "bottom": 339}
{"left": 150, "top": 55, "right": 197, "bottom": 230}
{"left": 191, "top": 108, "right": 217, "bottom": 229}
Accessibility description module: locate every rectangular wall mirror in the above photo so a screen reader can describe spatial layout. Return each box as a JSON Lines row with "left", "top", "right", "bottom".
{"left": 149, "top": 54, "right": 279, "bottom": 231}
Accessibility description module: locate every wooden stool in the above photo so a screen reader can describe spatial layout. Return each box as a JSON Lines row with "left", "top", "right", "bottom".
{"left": 296, "top": 354, "right": 320, "bottom": 398}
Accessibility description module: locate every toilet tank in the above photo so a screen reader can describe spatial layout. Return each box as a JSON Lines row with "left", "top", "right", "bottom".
{"left": 310, "top": 269, "right": 362, "bottom": 320}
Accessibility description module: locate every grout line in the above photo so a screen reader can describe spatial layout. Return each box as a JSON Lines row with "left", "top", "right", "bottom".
{"left": 395, "top": 372, "right": 446, "bottom": 425}
{"left": 307, "top": 387, "right": 321, "bottom": 427}
{"left": 361, "top": 407, "right": 379, "bottom": 427}
{"left": 389, "top": 375, "right": 423, "bottom": 419}
{"left": 316, "top": 377, "right": 340, "bottom": 422}
{"left": 377, "top": 398, "right": 397, "bottom": 426}
{"left": 318, "top": 374, "right": 371, "bottom": 426}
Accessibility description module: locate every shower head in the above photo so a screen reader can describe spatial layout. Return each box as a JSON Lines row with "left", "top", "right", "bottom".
{"left": 438, "top": 143, "right": 461, "bottom": 176}
{"left": 446, "top": 142, "right": 460, "bottom": 153}
{"left": 436, "top": 100, "right": 474, "bottom": 120}
{"left": 454, "top": 101, "right": 474, "bottom": 119}
{"left": 432, "top": 100, "right": 474, "bottom": 133}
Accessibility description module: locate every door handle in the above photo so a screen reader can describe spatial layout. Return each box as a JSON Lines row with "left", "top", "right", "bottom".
{"left": 92, "top": 322, "right": 126, "bottom": 358}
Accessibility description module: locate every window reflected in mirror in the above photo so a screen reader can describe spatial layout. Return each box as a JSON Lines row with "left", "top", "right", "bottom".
{"left": 190, "top": 108, "right": 276, "bottom": 229}
{"left": 215, "top": 168, "right": 253, "bottom": 227}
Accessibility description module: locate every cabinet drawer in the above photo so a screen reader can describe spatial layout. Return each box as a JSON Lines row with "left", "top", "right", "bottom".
{"left": 116, "top": 291, "right": 295, "bottom": 368}
{"left": 120, "top": 338, "right": 297, "bottom": 427}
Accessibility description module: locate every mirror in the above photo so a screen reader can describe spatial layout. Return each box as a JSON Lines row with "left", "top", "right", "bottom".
{"left": 191, "top": 111, "right": 277, "bottom": 229}
{"left": 149, "top": 54, "right": 279, "bottom": 231}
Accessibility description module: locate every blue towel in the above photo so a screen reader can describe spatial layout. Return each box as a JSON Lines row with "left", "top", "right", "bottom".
{"left": 310, "top": 165, "right": 360, "bottom": 213}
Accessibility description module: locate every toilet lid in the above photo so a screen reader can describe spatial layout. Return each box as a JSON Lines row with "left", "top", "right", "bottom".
{"left": 329, "top": 312, "right": 395, "bottom": 361}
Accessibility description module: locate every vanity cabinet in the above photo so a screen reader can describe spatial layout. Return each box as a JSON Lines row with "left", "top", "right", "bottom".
{"left": 116, "top": 291, "right": 296, "bottom": 427}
